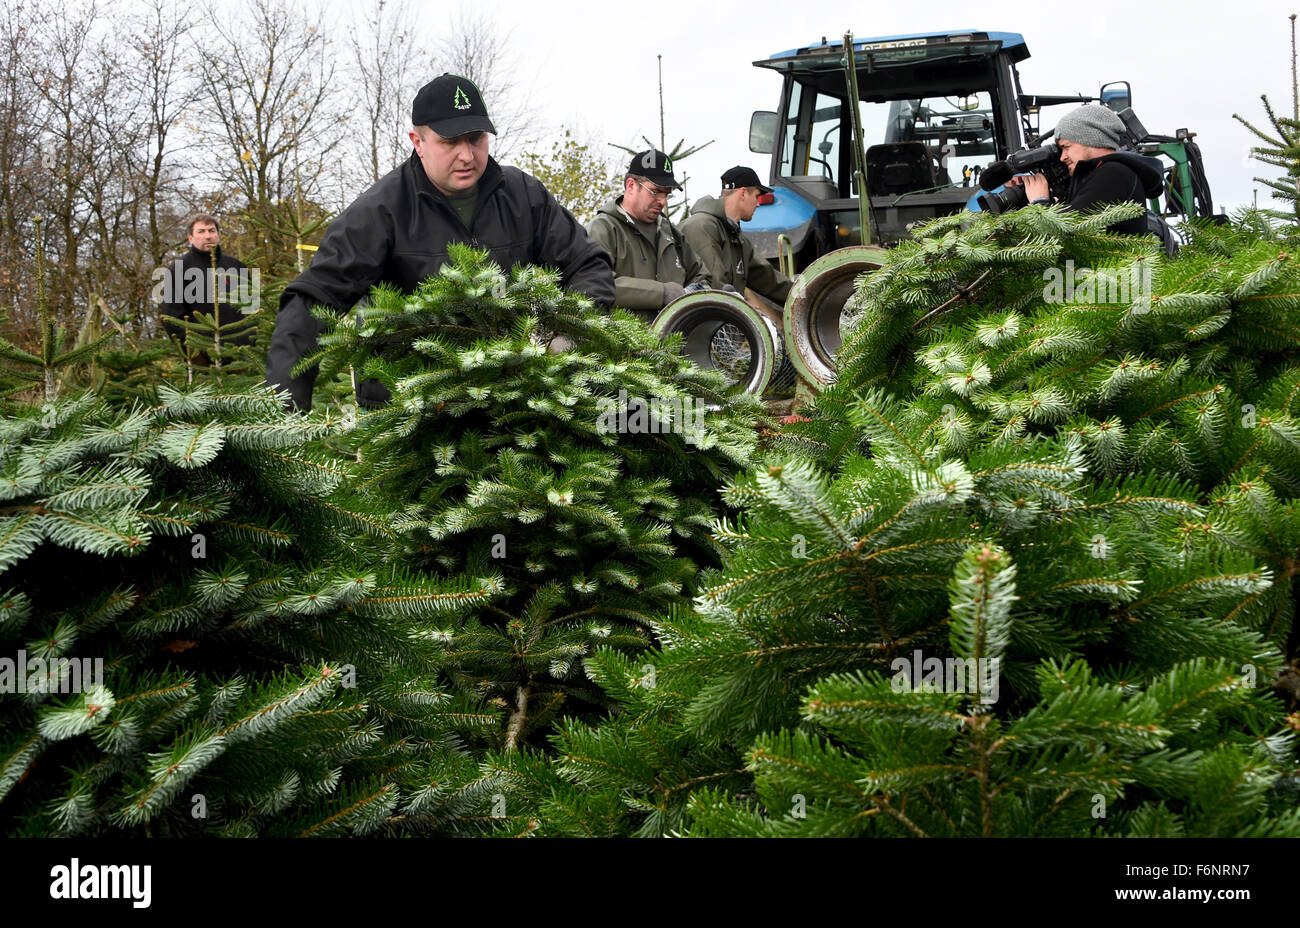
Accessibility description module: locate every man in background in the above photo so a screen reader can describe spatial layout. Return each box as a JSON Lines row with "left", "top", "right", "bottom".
{"left": 680, "top": 165, "right": 793, "bottom": 307}
{"left": 160, "top": 214, "right": 252, "bottom": 360}
{"left": 587, "top": 149, "right": 709, "bottom": 322}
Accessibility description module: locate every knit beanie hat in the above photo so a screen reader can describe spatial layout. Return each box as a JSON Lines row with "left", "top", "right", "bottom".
{"left": 1053, "top": 105, "right": 1126, "bottom": 149}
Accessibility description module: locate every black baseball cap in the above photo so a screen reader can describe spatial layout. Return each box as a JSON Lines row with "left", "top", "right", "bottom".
{"left": 721, "top": 165, "right": 772, "bottom": 194}
{"left": 412, "top": 74, "right": 496, "bottom": 138}
{"left": 627, "top": 149, "right": 681, "bottom": 190}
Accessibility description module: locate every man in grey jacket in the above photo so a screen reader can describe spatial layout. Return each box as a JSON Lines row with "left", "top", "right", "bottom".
{"left": 586, "top": 149, "right": 709, "bottom": 321}
{"left": 680, "top": 165, "right": 793, "bottom": 306}
{"left": 265, "top": 74, "right": 614, "bottom": 411}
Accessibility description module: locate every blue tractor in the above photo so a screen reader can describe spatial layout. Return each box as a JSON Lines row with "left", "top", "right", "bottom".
{"left": 746, "top": 30, "right": 1048, "bottom": 264}
{"left": 737, "top": 29, "right": 1213, "bottom": 391}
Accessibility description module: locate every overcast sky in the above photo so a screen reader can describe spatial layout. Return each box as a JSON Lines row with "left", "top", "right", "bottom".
{"left": 418, "top": 0, "right": 1294, "bottom": 214}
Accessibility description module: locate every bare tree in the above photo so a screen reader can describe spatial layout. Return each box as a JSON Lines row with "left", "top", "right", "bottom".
{"left": 347, "top": 0, "right": 421, "bottom": 190}
{"left": 18, "top": 0, "right": 195, "bottom": 340}
{"left": 434, "top": 6, "right": 542, "bottom": 161}
{"left": 25, "top": 0, "right": 102, "bottom": 329}
{"left": 194, "top": 0, "right": 344, "bottom": 275}
{"left": 0, "top": 1, "right": 41, "bottom": 331}
{"left": 2, "top": 0, "right": 188, "bottom": 343}
{"left": 124, "top": 0, "right": 196, "bottom": 274}
{"left": 77, "top": 36, "right": 152, "bottom": 321}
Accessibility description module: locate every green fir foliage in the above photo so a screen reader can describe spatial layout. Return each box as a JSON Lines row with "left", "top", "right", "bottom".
{"left": 0, "top": 388, "right": 502, "bottom": 836}
{"left": 514, "top": 207, "right": 1300, "bottom": 837}
{"left": 301, "top": 245, "right": 763, "bottom": 759}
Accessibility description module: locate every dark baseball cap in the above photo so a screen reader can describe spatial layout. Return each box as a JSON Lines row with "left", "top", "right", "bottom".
{"left": 627, "top": 149, "right": 681, "bottom": 189}
{"left": 412, "top": 73, "right": 496, "bottom": 138}
{"left": 721, "top": 165, "right": 772, "bottom": 194}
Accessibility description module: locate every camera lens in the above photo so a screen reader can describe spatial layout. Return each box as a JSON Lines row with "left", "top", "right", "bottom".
{"left": 976, "top": 185, "right": 1029, "bottom": 214}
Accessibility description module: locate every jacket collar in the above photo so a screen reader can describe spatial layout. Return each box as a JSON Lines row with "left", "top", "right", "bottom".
{"left": 1071, "top": 150, "right": 1165, "bottom": 197}
{"left": 410, "top": 151, "right": 505, "bottom": 207}
{"left": 1072, "top": 153, "right": 1113, "bottom": 180}
{"left": 188, "top": 244, "right": 222, "bottom": 261}
{"left": 695, "top": 194, "right": 736, "bottom": 228}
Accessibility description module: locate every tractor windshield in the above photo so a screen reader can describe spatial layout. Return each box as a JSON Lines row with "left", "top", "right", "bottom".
{"left": 779, "top": 82, "right": 999, "bottom": 197}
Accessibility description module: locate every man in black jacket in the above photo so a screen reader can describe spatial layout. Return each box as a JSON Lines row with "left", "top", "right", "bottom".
{"left": 265, "top": 74, "right": 615, "bottom": 411}
{"left": 1012, "top": 105, "right": 1165, "bottom": 235}
{"left": 159, "top": 214, "right": 253, "bottom": 358}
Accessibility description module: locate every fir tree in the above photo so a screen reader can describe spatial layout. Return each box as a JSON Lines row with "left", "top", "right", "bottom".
{"left": 295, "top": 246, "right": 764, "bottom": 828}
{"left": 686, "top": 546, "right": 1299, "bottom": 837}
{"left": 162, "top": 308, "right": 263, "bottom": 390}
{"left": 517, "top": 206, "right": 1300, "bottom": 837}
{"left": 1234, "top": 13, "right": 1300, "bottom": 228}
{"left": 0, "top": 218, "right": 117, "bottom": 406}
{"left": 0, "top": 387, "right": 502, "bottom": 836}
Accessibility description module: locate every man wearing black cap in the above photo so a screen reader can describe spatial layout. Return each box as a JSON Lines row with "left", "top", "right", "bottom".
{"left": 586, "top": 149, "right": 709, "bottom": 321}
{"left": 680, "top": 166, "right": 793, "bottom": 307}
{"left": 266, "top": 73, "right": 615, "bottom": 411}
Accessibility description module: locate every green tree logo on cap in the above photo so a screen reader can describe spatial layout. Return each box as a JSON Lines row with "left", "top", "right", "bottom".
{"left": 453, "top": 86, "right": 471, "bottom": 111}
{"left": 663, "top": 157, "right": 672, "bottom": 173}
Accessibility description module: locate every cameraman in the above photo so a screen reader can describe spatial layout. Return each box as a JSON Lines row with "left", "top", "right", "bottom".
{"left": 1009, "top": 104, "right": 1164, "bottom": 235}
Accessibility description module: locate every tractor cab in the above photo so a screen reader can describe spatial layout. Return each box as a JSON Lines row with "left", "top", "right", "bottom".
{"left": 747, "top": 30, "right": 1030, "bottom": 267}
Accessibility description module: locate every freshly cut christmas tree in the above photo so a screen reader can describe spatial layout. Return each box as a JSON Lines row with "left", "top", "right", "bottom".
{"left": 520, "top": 205, "right": 1300, "bottom": 837}
{"left": 0, "top": 387, "right": 500, "bottom": 836}
{"left": 300, "top": 246, "right": 763, "bottom": 778}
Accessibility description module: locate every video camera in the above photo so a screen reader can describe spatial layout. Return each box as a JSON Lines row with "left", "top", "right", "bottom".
{"left": 974, "top": 142, "right": 1070, "bottom": 214}
{"left": 974, "top": 108, "right": 1151, "bottom": 215}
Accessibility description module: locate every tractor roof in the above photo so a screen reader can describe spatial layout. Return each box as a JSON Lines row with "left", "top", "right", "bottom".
{"left": 757, "top": 30, "right": 1029, "bottom": 70}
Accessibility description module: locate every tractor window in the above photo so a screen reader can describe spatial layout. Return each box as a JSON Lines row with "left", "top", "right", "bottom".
{"left": 778, "top": 82, "right": 846, "bottom": 189}
{"left": 779, "top": 80, "right": 998, "bottom": 196}
{"left": 858, "top": 92, "right": 998, "bottom": 191}
{"left": 778, "top": 80, "right": 803, "bottom": 176}
{"left": 807, "top": 92, "right": 843, "bottom": 184}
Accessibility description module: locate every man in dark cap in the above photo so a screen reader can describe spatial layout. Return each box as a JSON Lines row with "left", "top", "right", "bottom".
{"left": 680, "top": 166, "right": 793, "bottom": 307}
{"left": 266, "top": 73, "right": 615, "bottom": 411}
{"left": 586, "top": 149, "right": 709, "bottom": 321}
{"left": 1009, "top": 104, "right": 1164, "bottom": 236}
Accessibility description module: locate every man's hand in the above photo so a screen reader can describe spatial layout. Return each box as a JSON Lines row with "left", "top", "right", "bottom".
{"left": 1006, "top": 173, "right": 1051, "bottom": 202}
{"left": 662, "top": 281, "right": 685, "bottom": 305}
